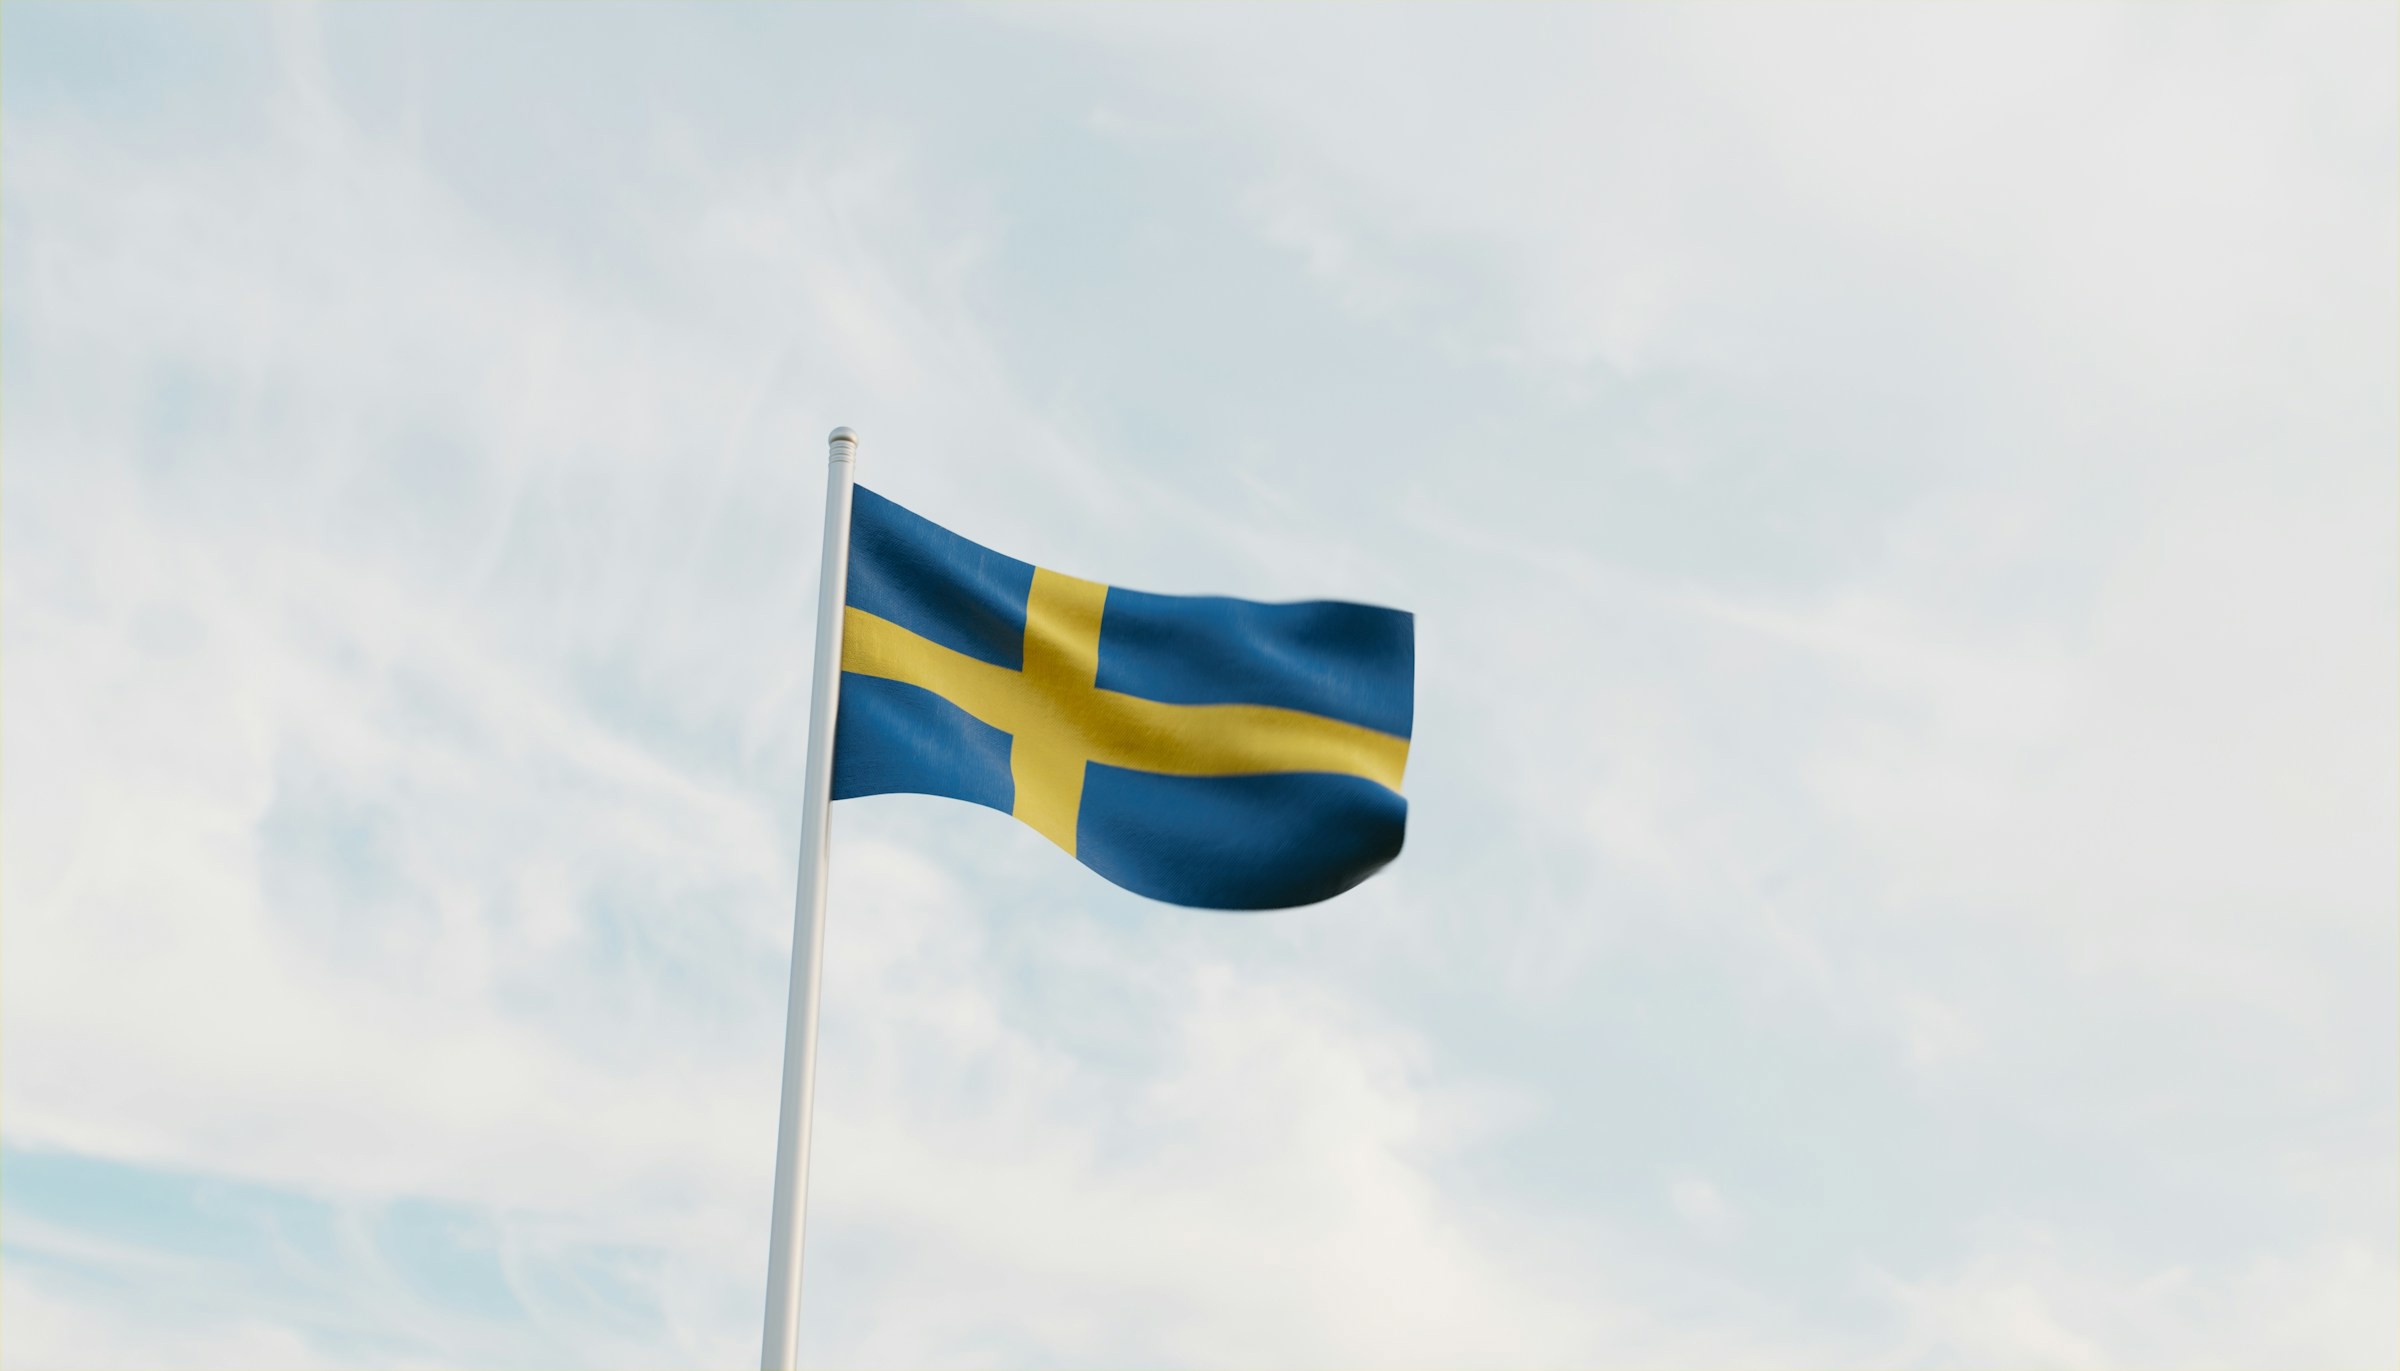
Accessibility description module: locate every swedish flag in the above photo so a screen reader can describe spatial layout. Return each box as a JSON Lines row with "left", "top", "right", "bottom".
{"left": 830, "top": 487, "right": 1413, "bottom": 909}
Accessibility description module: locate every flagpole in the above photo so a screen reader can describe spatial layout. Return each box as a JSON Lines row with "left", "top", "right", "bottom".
{"left": 760, "top": 425, "right": 860, "bottom": 1371}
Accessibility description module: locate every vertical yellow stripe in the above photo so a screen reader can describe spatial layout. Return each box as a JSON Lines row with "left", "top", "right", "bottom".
{"left": 1020, "top": 568, "right": 1107, "bottom": 689}
{"left": 1010, "top": 569, "right": 1111, "bottom": 853}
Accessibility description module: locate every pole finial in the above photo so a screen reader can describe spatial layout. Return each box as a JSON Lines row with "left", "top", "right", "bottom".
{"left": 828, "top": 426, "right": 857, "bottom": 446}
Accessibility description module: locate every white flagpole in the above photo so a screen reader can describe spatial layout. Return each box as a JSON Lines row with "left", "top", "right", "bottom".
{"left": 760, "top": 426, "right": 860, "bottom": 1371}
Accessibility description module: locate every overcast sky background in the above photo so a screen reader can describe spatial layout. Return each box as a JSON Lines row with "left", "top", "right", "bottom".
{"left": 4, "top": 3, "right": 2395, "bottom": 1368}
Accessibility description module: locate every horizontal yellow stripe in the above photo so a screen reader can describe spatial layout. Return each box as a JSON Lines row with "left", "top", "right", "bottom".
{"left": 841, "top": 605, "right": 1410, "bottom": 792}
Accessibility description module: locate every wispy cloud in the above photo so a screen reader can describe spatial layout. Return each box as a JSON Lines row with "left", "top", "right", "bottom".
{"left": 5, "top": 2, "right": 2393, "bottom": 1367}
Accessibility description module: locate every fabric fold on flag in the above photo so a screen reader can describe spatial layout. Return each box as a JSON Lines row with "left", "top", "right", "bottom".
{"left": 830, "top": 485, "right": 1413, "bottom": 909}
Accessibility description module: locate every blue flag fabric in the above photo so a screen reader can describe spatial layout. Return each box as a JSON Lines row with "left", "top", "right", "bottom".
{"left": 830, "top": 486, "right": 1413, "bottom": 909}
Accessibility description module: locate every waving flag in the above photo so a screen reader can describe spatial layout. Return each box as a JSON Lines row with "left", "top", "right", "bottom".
{"left": 762, "top": 434, "right": 1416, "bottom": 1367}
{"left": 830, "top": 486, "right": 1413, "bottom": 909}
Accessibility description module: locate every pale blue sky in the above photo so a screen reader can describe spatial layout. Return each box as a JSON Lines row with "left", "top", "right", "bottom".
{"left": 4, "top": 3, "right": 2395, "bottom": 1367}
